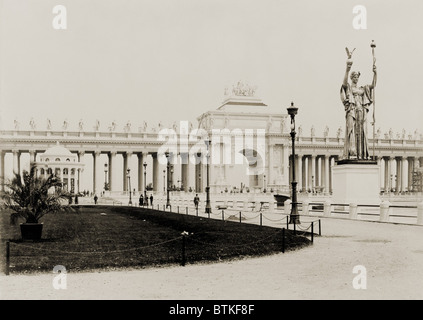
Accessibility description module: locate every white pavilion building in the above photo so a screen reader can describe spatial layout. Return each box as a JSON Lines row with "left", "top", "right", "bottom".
{"left": 34, "top": 142, "right": 84, "bottom": 194}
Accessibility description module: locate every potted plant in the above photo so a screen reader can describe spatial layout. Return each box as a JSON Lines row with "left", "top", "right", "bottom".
{"left": 1, "top": 165, "right": 70, "bottom": 241}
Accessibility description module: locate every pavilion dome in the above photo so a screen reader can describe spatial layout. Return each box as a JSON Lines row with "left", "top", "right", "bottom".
{"left": 39, "top": 142, "right": 76, "bottom": 162}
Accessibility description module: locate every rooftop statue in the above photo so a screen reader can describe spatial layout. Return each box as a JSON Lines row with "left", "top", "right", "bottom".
{"left": 232, "top": 81, "right": 257, "bottom": 97}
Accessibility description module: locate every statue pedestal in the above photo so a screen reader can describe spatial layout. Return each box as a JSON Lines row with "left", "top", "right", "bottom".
{"left": 332, "top": 160, "right": 380, "bottom": 206}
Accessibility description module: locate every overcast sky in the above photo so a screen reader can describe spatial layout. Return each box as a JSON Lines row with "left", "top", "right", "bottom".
{"left": 1, "top": 0, "right": 422, "bottom": 137}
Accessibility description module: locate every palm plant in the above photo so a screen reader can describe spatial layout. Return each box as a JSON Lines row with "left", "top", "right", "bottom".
{"left": 1, "top": 165, "right": 71, "bottom": 225}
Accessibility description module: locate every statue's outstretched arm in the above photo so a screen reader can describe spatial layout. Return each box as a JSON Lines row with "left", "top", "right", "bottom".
{"left": 343, "top": 60, "right": 352, "bottom": 88}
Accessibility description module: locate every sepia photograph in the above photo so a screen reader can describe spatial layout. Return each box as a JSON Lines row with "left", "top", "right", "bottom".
{"left": 0, "top": 0, "right": 422, "bottom": 307}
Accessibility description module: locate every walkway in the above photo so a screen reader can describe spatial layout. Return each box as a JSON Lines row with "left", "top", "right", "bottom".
{"left": 1, "top": 216, "right": 423, "bottom": 300}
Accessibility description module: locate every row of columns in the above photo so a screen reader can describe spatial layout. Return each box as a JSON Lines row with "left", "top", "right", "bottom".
{"left": 1, "top": 149, "right": 422, "bottom": 195}
{"left": 290, "top": 154, "right": 423, "bottom": 194}
{"left": 38, "top": 166, "right": 81, "bottom": 193}
{"left": 0, "top": 149, "right": 207, "bottom": 195}
{"left": 381, "top": 156, "right": 422, "bottom": 193}
{"left": 289, "top": 154, "right": 339, "bottom": 194}
{"left": 0, "top": 150, "right": 82, "bottom": 193}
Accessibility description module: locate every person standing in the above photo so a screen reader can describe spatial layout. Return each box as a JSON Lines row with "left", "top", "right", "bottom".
{"left": 194, "top": 193, "right": 199, "bottom": 209}
{"left": 139, "top": 194, "right": 144, "bottom": 207}
{"left": 94, "top": 194, "right": 98, "bottom": 205}
{"left": 150, "top": 194, "right": 154, "bottom": 207}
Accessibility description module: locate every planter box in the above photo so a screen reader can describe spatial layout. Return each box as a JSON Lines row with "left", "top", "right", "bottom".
{"left": 20, "top": 223, "right": 43, "bottom": 241}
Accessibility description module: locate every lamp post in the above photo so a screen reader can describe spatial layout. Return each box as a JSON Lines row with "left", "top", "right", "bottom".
{"left": 165, "top": 152, "right": 171, "bottom": 208}
{"left": 127, "top": 168, "right": 132, "bottom": 205}
{"left": 205, "top": 138, "right": 212, "bottom": 214}
{"left": 104, "top": 163, "right": 108, "bottom": 192}
{"left": 287, "top": 102, "right": 300, "bottom": 224}
{"left": 163, "top": 170, "right": 166, "bottom": 194}
{"left": 143, "top": 162, "right": 147, "bottom": 201}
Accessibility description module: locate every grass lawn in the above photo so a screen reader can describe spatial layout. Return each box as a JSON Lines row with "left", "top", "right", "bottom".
{"left": 0, "top": 205, "right": 311, "bottom": 274}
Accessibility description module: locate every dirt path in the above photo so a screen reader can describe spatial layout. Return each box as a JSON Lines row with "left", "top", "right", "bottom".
{"left": 1, "top": 217, "right": 423, "bottom": 300}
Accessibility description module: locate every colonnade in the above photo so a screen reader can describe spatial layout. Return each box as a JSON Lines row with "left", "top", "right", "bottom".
{"left": 289, "top": 154, "right": 339, "bottom": 194}
{"left": 379, "top": 156, "right": 422, "bottom": 193}
{"left": 290, "top": 154, "right": 423, "bottom": 194}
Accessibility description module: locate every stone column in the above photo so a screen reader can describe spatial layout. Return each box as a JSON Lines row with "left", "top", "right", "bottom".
{"left": 137, "top": 153, "right": 144, "bottom": 192}
{"left": 401, "top": 156, "right": 408, "bottom": 192}
{"left": 152, "top": 153, "right": 160, "bottom": 192}
{"left": 329, "top": 156, "right": 334, "bottom": 194}
{"left": 315, "top": 156, "right": 320, "bottom": 188}
{"left": 307, "top": 156, "right": 312, "bottom": 192}
{"left": 297, "top": 154, "right": 302, "bottom": 192}
{"left": 60, "top": 166, "right": 64, "bottom": 189}
{"left": 12, "top": 150, "right": 20, "bottom": 175}
{"left": 93, "top": 151, "right": 101, "bottom": 195}
{"left": 395, "top": 157, "right": 401, "bottom": 193}
{"left": 376, "top": 156, "right": 385, "bottom": 191}
{"left": 388, "top": 157, "right": 394, "bottom": 192}
{"left": 76, "top": 168, "right": 81, "bottom": 193}
{"left": 67, "top": 167, "right": 71, "bottom": 191}
{"left": 0, "top": 150, "right": 5, "bottom": 191}
{"left": 408, "top": 157, "right": 415, "bottom": 191}
{"left": 383, "top": 157, "right": 391, "bottom": 193}
{"left": 311, "top": 155, "right": 316, "bottom": 192}
{"left": 181, "top": 153, "right": 189, "bottom": 192}
{"left": 282, "top": 145, "right": 290, "bottom": 186}
{"left": 122, "top": 152, "right": 132, "bottom": 192}
{"left": 78, "top": 151, "right": 85, "bottom": 192}
{"left": 29, "top": 150, "right": 36, "bottom": 165}
{"left": 324, "top": 155, "right": 330, "bottom": 194}
{"left": 268, "top": 144, "right": 273, "bottom": 186}
{"left": 108, "top": 151, "right": 116, "bottom": 192}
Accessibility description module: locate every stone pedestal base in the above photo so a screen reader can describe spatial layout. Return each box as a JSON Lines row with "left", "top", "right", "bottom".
{"left": 332, "top": 161, "right": 380, "bottom": 205}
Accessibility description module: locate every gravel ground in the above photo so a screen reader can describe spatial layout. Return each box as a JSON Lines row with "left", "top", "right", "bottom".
{"left": 1, "top": 217, "right": 423, "bottom": 300}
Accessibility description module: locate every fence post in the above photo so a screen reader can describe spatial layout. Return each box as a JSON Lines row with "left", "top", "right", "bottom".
{"left": 311, "top": 222, "right": 314, "bottom": 243}
{"left": 349, "top": 203, "right": 358, "bottom": 220}
{"left": 186, "top": 207, "right": 188, "bottom": 215}
{"left": 380, "top": 201, "right": 391, "bottom": 222}
{"left": 239, "top": 211, "right": 242, "bottom": 223}
{"left": 416, "top": 201, "right": 423, "bottom": 225}
{"left": 222, "top": 210, "right": 224, "bottom": 221}
{"left": 286, "top": 215, "right": 289, "bottom": 229}
{"left": 302, "top": 200, "right": 309, "bottom": 215}
{"left": 6, "top": 240, "right": 10, "bottom": 276}
{"left": 282, "top": 228, "right": 285, "bottom": 253}
{"left": 318, "top": 219, "right": 321, "bottom": 236}
{"left": 181, "top": 235, "right": 186, "bottom": 267}
{"left": 324, "top": 200, "right": 332, "bottom": 217}
{"left": 260, "top": 213, "right": 262, "bottom": 226}
{"left": 293, "top": 220, "right": 296, "bottom": 235}
{"left": 284, "top": 199, "right": 291, "bottom": 215}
